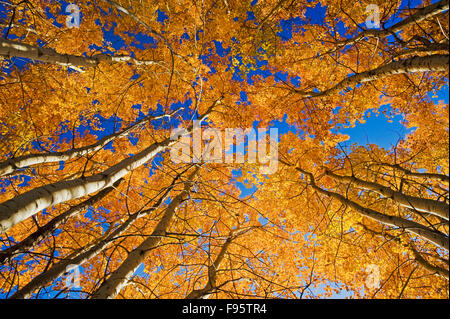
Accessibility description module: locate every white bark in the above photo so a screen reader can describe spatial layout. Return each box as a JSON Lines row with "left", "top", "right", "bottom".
{"left": 0, "top": 180, "right": 121, "bottom": 265}
{"left": 185, "top": 232, "right": 234, "bottom": 299}
{"left": 317, "top": 183, "right": 449, "bottom": 250}
{"left": 294, "top": 167, "right": 449, "bottom": 251}
{"left": 11, "top": 209, "right": 147, "bottom": 299}
{"left": 10, "top": 170, "right": 184, "bottom": 299}
{"left": 0, "top": 103, "right": 216, "bottom": 234}
{"left": 295, "top": 54, "right": 449, "bottom": 97}
{"left": 376, "top": 162, "right": 449, "bottom": 184}
{"left": 91, "top": 170, "right": 198, "bottom": 299}
{"left": 337, "top": 0, "right": 450, "bottom": 47}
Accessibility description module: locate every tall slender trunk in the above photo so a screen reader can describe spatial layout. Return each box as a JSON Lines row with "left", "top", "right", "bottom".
{"left": 10, "top": 168, "right": 187, "bottom": 299}
{"left": 0, "top": 111, "right": 179, "bottom": 177}
{"left": 289, "top": 165, "right": 449, "bottom": 251}
{"left": 325, "top": 170, "right": 449, "bottom": 220}
{"left": 361, "top": 223, "right": 449, "bottom": 280}
{"left": 0, "top": 180, "right": 121, "bottom": 265}
{"left": 313, "top": 184, "right": 449, "bottom": 250}
{"left": 91, "top": 169, "right": 198, "bottom": 299}
{"left": 375, "top": 162, "right": 449, "bottom": 184}
{"left": 0, "top": 103, "right": 216, "bottom": 233}
{"left": 0, "top": 138, "right": 173, "bottom": 233}
{"left": 0, "top": 38, "right": 159, "bottom": 69}
{"left": 185, "top": 231, "right": 236, "bottom": 299}
{"left": 295, "top": 54, "right": 449, "bottom": 98}
{"left": 337, "top": 0, "right": 449, "bottom": 48}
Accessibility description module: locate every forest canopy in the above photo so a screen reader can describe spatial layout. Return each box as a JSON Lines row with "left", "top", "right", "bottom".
{"left": 0, "top": 0, "right": 448, "bottom": 299}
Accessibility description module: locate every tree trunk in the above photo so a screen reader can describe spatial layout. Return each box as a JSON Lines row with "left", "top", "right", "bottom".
{"left": 0, "top": 139, "right": 172, "bottom": 233}
{"left": 325, "top": 170, "right": 449, "bottom": 220}
{"left": 337, "top": 0, "right": 450, "bottom": 48}
{"left": 375, "top": 162, "right": 449, "bottom": 184}
{"left": 9, "top": 168, "right": 186, "bottom": 299}
{"left": 185, "top": 232, "right": 234, "bottom": 299}
{"left": 91, "top": 169, "right": 198, "bottom": 299}
{"left": 0, "top": 180, "right": 121, "bottom": 265}
{"left": 292, "top": 166, "right": 449, "bottom": 251}
{"left": 0, "top": 103, "right": 216, "bottom": 234}
{"left": 295, "top": 54, "right": 449, "bottom": 97}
